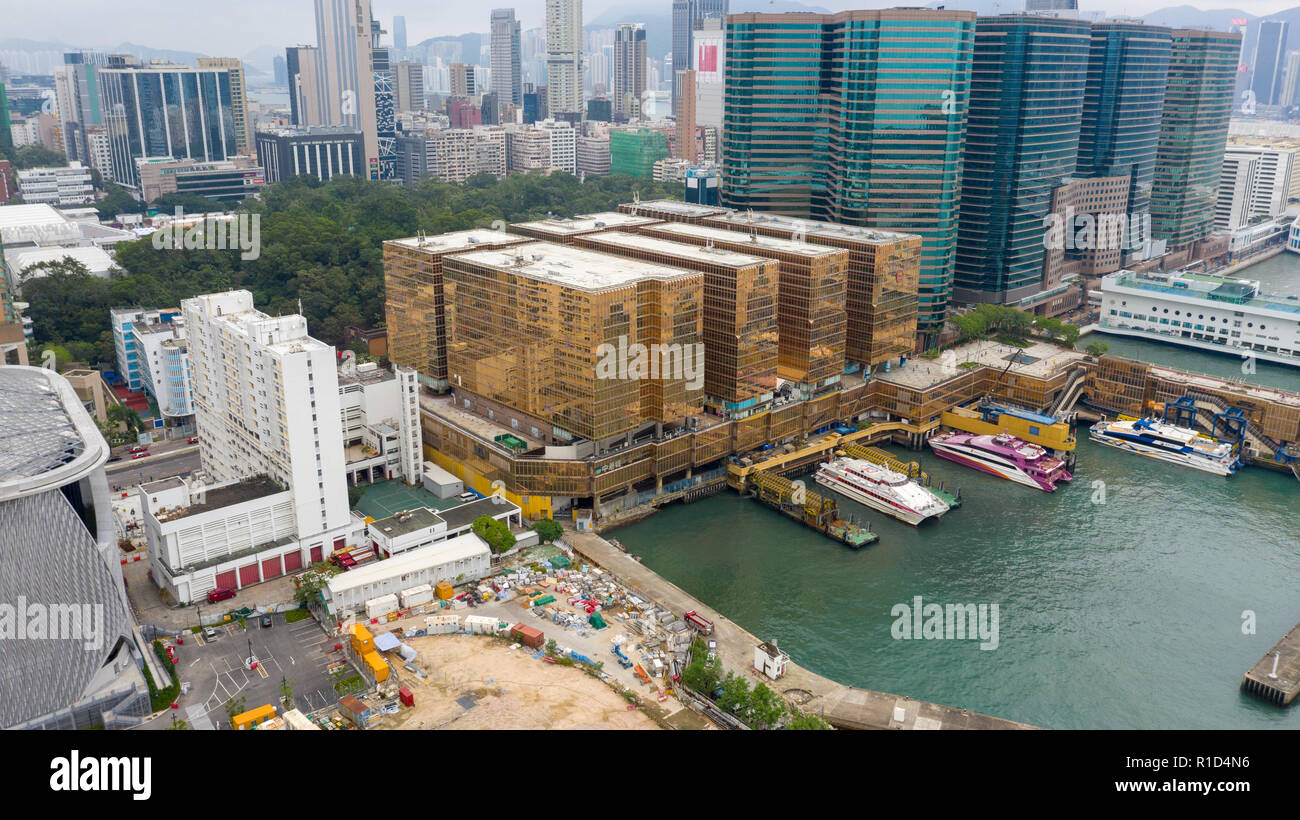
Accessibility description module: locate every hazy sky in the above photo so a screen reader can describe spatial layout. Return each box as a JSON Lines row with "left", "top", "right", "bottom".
{"left": 5, "top": 0, "right": 1297, "bottom": 57}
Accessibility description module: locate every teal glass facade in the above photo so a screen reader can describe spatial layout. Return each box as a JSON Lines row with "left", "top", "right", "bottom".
{"left": 722, "top": 10, "right": 975, "bottom": 346}
{"left": 1078, "top": 23, "right": 1172, "bottom": 225}
{"left": 1150, "top": 30, "right": 1242, "bottom": 248}
{"left": 954, "top": 15, "right": 1092, "bottom": 304}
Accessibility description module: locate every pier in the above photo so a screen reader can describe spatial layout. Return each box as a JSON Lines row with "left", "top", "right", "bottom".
{"left": 744, "top": 469, "right": 877, "bottom": 548}
{"left": 563, "top": 528, "right": 1036, "bottom": 730}
{"left": 1242, "top": 622, "right": 1300, "bottom": 706}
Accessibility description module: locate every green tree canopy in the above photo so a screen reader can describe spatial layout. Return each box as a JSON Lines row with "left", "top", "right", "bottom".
{"left": 471, "top": 515, "right": 516, "bottom": 554}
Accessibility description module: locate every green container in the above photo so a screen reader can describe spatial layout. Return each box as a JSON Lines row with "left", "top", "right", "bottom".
{"left": 550, "top": 555, "right": 572, "bottom": 569}
{"left": 589, "top": 612, "right": 607, "bottom": 629}
{"left": 531, "top": 594, "right": 556, "bottom": 606}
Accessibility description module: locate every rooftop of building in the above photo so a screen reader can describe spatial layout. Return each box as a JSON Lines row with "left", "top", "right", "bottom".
{"left": 643, "top": 221, "right": 847, "bottom": 258}
{"left": 0, "top": 203, "right": 83, "bottom": 245}
{"left": 873, "top": 341, "right": 1088, "bottom": 391}
{"left": 338, "top": 361, "right": 394, "bottom": 387}
{"left": 384, "top": 229, "right": 530, "bottom": 255}
{"left": 152, "top": 475, "right": 287, "bottom": 522}
{"left": 370, "top": 506, "right": 446, "bottom": 539}
{"left": 704, "top": 210, "right": 922, "bottom": 245}
{"left": 437, "top": 495, "right": 520, "bottom": 532}
{"left": 579, "top": 229, "right": 774, "bottom": 268}
{"left": 448, "top": 241, "right": 700, "bottom": 291}
{"left": 507, "top": 211, "right": 660, "bottom": 237}
{"left": 7, "top": 245, "right": 116, "bottom": 274}
{"left": 0, "top": 366, "right": 106, "bottom": 495}
{"left": 326, "top": 531, "right": 491, "bottom": 596}
{"left": 1104, "top": 269, "right": 1300, "bottom": 315}
{"left": 620, "top": 199, "right": 729, "bottom": 219}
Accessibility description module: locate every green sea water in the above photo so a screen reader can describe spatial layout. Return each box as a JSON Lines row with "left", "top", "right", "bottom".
{"left": 610, "top": 257, "right": 1300, "bottom": 730}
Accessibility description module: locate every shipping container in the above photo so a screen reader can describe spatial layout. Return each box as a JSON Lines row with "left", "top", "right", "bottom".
{"left": 400, "top": 583, "right": 434, "bottom": 608}
{"left": 424, "top": 614, "right": 461, "bottom": 634}
{"left": 349, "top": 623, "right": 375, "bottom": 655}
{"left": 232, "top": 703, "right": 276, "bottom": 730}
{"left": 510, "top": 623, "right": 545, "bottom": 649}
{"left": 362, "top": 650, "right": 390, "bottom": 682}
{"left": 434, "top": 580, "right": 455, "bottom": 600}
{"left": 365, "top": 593, "right": 399, "bottom": 620}
{"left": 399, "top": 687, "right": 415, "bottom": 707}
{"left": 464, "top": 615, "right": 500, "bottom": 635}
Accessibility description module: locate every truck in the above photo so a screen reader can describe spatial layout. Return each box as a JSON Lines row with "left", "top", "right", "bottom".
{"left": 684, "top": 610, "right": 714, "bottom": 636}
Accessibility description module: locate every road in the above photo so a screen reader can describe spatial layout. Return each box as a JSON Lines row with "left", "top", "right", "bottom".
{"left": 107, "top": 445, "right": 200, "bottom": 491}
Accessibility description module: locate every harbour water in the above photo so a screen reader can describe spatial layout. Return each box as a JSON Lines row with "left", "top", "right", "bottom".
{"left": 611, "top": 256, "right": 1300, "bottom": 730}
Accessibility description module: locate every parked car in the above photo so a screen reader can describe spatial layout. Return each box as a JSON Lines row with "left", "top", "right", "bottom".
{"left": 131, "top": 452, "right": 149, "bottom": 460}
{"left": 207, "top": 587, "right": 236, "bottom": 604}
{"left": 187, "top": 437, "right": 199, "bottom": 444}
{"left": 127, "top": 445, "right": 147, "bottom": 454}
{"left": 108, "top": 456, "right": 122, "bottom": 463}
{"left": 260, "top": 615, "right": 272, "bottom": 629}
{"left": 203, "top": 627, "right": 219, "bottom": 641}
{"left": 457, "top": 492, "right": 478, "bottom": 502}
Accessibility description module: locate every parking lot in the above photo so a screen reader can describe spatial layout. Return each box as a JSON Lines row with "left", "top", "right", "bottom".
{"left": 140, "top": 612, "right": 341, "bottom": 729}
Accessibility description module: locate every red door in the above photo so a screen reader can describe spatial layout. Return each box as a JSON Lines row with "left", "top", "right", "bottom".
{"left": 283, "top": 551, "right": 303, "bottom": 573}
{"left": 238, "top": 564, "right": 260, "bottom": 587}
{"left": 215, "top": 570, "right": 237, "bottom": 590}
{"left": 310, "top": 546, "right": 323, "bottom": 563}
{"left": 261, "top": 556, "right": 282, "bottom": 580}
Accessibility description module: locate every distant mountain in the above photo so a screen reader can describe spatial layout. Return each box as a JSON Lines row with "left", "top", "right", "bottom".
{"left": 588, "top": 0, "right": 830, "bottom": 62}
{"left": 104, "top": 42, "right": 210, "bottom": 66}
{"left": 241, "top": 45, "right": 286, "bottom": 76}
{"left": 1141, "top": 5, "right": 1252, "bottom": 29}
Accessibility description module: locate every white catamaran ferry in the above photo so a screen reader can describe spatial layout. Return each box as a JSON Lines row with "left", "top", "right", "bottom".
{"left": 1088, "top": 418, "right": 1241, "bottom": 476}
{"left": 815, "top": 457, "right": 950, "bottom": 526}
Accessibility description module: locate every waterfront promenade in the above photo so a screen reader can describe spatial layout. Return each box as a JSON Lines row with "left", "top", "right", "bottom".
{"left": 564, "top": 528, "right": 1036, "bottom": 730}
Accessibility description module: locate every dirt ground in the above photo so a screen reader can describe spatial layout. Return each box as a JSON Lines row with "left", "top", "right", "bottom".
{"left": 387, "top": 634, "right": 660, "bottom": 730}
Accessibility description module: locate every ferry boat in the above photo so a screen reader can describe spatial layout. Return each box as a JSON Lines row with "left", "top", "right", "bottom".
{"left": 927, "top": 431, "right": 1073, "bottom": 492}
{"left": 1088, "top": 418, "right": 1241, "bottom": 476}
{"left": 815, "top": 457, "right": 950, "bottom": 526}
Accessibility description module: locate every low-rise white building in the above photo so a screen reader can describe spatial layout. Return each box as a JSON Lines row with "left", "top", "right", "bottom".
{"left": 339, "top": 361, "right": 421, "bottom": 486}
{"left": 141, "top": 475, "right": 361, "bottom": 604}
{"left": 365, "top": 497, "right": 522, "bottom": 558}
{"left": 17, "top": 162, "right": 95, "bottom": 206}
{"left": 323, "top": 531, "right": 493, "bottom": 616}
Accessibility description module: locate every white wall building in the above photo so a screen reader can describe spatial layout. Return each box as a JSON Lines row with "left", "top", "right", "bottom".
{"left": 323, "top": 531, "right": 493, "bottom": 616}
{"left": 692, "top": 18, "right": 725, "bottom": 130}
{"left": 183, "top": 290, "right": 353, "bottom": 543}
{"left": 17, "top": 162, "right": 95, "bottom": 206}
{"left": 109, "top": 307, "right": 195, "bottom": 435}
{"left": 338, "top": 360, "right": 421, "bottom": 486}
{"left": 366, "top": 497, "right": 522, "bottom": 558}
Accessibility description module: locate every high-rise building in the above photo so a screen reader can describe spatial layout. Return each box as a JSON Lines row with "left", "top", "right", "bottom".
{"left": 610, "top": 127, "right": 669, "bottom": 177}
{"left": 0, "top": 80, "right": 10, "bottom": 152}
{"left": 197, "top": 58, "right": 253, "bottom": 157}
{"left": 675, "top": 71, "right": 696, "bottom": 160}
{"left": 1280, "top": 50, "right": 1300, "bottom": 107}
{"left": 285, "top": 46, "right": 321, "bottom": 126}
{"left": 1251, "top": 20, "right": 1290, "bottom": 106}
{"left": 183, "top": 290, "right": 351, "bottom": 542}
{"left": 576, "top": 134, "right": 611, "bottom": 178}
{"left": 671, "top": 0, "right": 727, "bottom": 116}
{"left": 1024, "top": 0, "right": 1078, "bottom": 10}
{"left": 52, "top": 52, "right": 105, "bottom": 164}
{"left": 491, "top": 9, "right": 523, "bottom": 113}
{"left": 722, "top": 9, "right": 975, "bottom": 346}
{"left": 0, "top": 366, "right": 147, "bottom": 730}
{"left": 96, "top": 61, "right": 241, "bottom": 192}
{"left": 393, "top": 15, "right": 408, "bottom": 56}
{"left": 692, "top": 17, "right": 724, "bottom": 130}
{"left": 1150, "top": 29, "right": 1242, "bottom": 248}
{"left": 383, "top": 231, "right": 532, "bottom": 390}
{"left": 311, "top": 0, "right": 379, "bottom": 178}
{"left": 449, "top": 62, "right": 475, "bottom": 97}
{"left": 614, "top": 23, "right": 647, "bottom": 118}
{"left": 274, "top": 54, "right": 288, "bottom": 85}
{"left": 394, "top": 60, "right": 425, "bottom": 112}
{"left": 1215, "top": 142, "right": 1297, "bottom": 229}
{"left": 443, "top": 241, "right": 704, "bottom": 443}
{"left": 954, "top": 14, "right": 1092, "bottom": 307}
{"left": 545, "top": 0, "right": 584, "bottom": 117}
{"left": 1077, "top": 22, "right": 1172, "bottom": 249}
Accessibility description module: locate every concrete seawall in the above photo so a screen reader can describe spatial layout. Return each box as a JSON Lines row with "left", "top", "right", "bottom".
{"left": 563, "top": 529, "right": 1037, "bottom": 730}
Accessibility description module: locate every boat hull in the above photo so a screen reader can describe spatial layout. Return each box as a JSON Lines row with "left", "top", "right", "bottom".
{"left": 927, "top": 440, "right": 1062, "bottom": 492}
{"left": 813, "top": 472, "right": 943, "bottom": 526}
{"left": 1087, "top": 429, "right": 1237, "bottom": 476}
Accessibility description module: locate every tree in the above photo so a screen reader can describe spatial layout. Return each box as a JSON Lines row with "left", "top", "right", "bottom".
{"left": 153, "top": 191, "right": 229, "bottom": 215}
{"left": 223, "top": 695, "right": 246, "bottom": 726}
{"left": 168, "top": 714, "right": 189, "bottom": 731}
{"left": 293, "top": 562, "right": 338, "bottom": 606}
{"left": 682, "top": 638, "right": 723, "bottom": 695}
{"left": 783, "top": 706, "right": 833, "bottom": 730}
{"left": 8, "top": 144, "right": 65, "bottom": 170}
{"left": 107, "top": 403, "right": 144, "bottom": 434}
{"left": 280, "top": 677, "right": 296, "bottom": 710}
{"left": 1059, "top": 323, "right": 1080, "bottom": 348}
{"left": 1085, "top": 341, "right": 1109, "bottom": 358}
{"left": 748, "top": 683, "right": 787, "bottom": 730}
{"left": 95, "top": 182, "right": 146, "bottom": 220}
{"left": 532, "top": 518, "right": 563, "bottom": 543}
{"left": 716, "top": 672, "right": 752, "bottom": 718}
{"left": 472, "top": 515, "right": 516, "bottom": 554}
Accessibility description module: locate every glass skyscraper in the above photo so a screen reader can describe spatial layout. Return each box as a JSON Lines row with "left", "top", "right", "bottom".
{"left": 1077, "top": 22, "right": 1173, "bottom": 231}
{"left": 1150, "top": 29, "right": 1242, "bottom": 248}
{"left": 721, "top": 9, "right": 975, "bottom": 347}
{"left": 98, "top": 62, "right": 239, "bottom": 191}
{"left": 954, "top": 14, "right": 1092, "bottom": 305}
